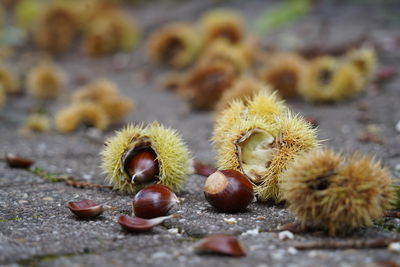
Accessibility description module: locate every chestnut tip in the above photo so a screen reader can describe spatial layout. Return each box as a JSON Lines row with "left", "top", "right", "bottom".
{"left": 67, "top": 200, "right": 104, "bottom": 219}
{"left": 133, "top": 184, "right": 179, "bottom": 219}
{"left": 194, "top": 234, "right": 246, "bottom": 257}
{"left": 203, "top": 170, "right": 254, "bottom": 213}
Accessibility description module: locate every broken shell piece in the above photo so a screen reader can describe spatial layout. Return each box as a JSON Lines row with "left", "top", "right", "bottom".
{"left": 194, "top": 234, "right": 246, "bottom": 257}
{"left": 118, "top": 214, "right": 174, "bottom": 233}
{"left": 5, "top": 154, "right": 34, "bottom": 169}
{"left": 67, "top": 200, "right": 104, "bottom": 219}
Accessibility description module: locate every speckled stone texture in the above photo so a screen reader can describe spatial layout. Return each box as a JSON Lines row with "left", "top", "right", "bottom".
{"left": 1, "top": 0, "right": 400, "bottom": 266}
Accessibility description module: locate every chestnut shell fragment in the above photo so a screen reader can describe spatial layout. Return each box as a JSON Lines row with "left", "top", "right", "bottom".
{"left": 5, "top": 154, "right": 34, "bottom": 169}
{"left": 194, "top": 234, "right": 246, "bottom": 257}
{"left": 118, "top": 214, "right": 173, "bottom": 233}
{"left": 67, "top": 200, "right": 104, "bottom": 219}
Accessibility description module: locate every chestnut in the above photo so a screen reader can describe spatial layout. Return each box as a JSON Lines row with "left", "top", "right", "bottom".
{"left": 118, "top": 214, "right": 174, "bottom": 233}
{"left": 5, "top": 154, "right": 34, "bottom": 169}
{"left": 67, "top": 200, "right": 104, "bottom": 219}
{"left": 123, "top": 148, "right": 159, "bottom": 185}
{"left": 133, "top": 184, "right": 178, "bottom": 219}
{"left": 194, "top": 234, "right": 246, "bottom": 257}
{"left": 203, "top": 170, "right": 253, "bottom": 213}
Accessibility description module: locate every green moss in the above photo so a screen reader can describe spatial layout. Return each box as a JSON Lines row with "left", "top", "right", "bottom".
{"left": 29, "top": 167, "right": 63, "bottom": 183}
{"left": 17, "top": 252, "right": 80, "bottom": 267}
{"left": 376, "top": 219, "right": 400, "bottom": 233}
{"left": 392, "top": 185, "right": 400, "bottom": 209}
{"left": 0, "top": 216, "right": 22, "bottom": 222}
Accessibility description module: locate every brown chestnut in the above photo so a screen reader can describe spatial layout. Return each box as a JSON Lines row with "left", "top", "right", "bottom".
{"left": 67, "top": 200, "right": 104, "bottom": 219}
{"left": 133, "top": 184, "right": 178, "bottom": 219}
{"left": 123, "top": 148, "right": 159, "bottom": 185}
{"left": 5, "top": 154, "right": 34, "bottom": 169}
{"left": 203, "top": 170, "right": 253, "bottom": 213}
{"left": 193, "top": 234, "right": 246, "bottom": 257}
{"left": 118, "top": 214, "right": 174, "bottom": 233}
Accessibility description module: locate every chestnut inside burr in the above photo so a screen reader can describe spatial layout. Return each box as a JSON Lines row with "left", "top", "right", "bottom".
{"left": 213, "top": 27, "right": 241, "bottom": 43}
{"left": 354, "top": 58, "right": 367, "bottom": 73}
{"left": 268, "top": 70, "right": 298, "bottom": 97}
{"left": 309, "top": 171, "right": 336, "bottom": 191}
{"left": 123, "top": 146, "right": 159, "bottom": 185}
{"left": 318, "top": 69, "right": 333, "bottom": 86}
{"left": 237, "top": 129, "right": 277, "bottom": 184}
{"left": 162, "top": 36, "right": 184, "bottom": 64}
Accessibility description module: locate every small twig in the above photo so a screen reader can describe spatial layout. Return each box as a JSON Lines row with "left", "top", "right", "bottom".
{"left": 29, "top": 167, "right": 112, "bottom": 189}
{"left": 63, "top": 178, "right": 113, "bottom": 189}
{"left": 276, "top": 222, "right": 306, "bottom": 234}
{"left": 385, "top": 210, "right": 400, "bottom": 218}
{"left": 293, "top": 238, "right": 400, "bottom": 250}
{"left": 193, "top": 160, "right": 217, "bottom": 177}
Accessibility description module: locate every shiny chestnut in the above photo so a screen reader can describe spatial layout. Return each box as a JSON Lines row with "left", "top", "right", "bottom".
{"left": 123, "top": 148, "right": 159, "bottom": 185}
{"left": 203, "top": 170, "right": 253, "bottom": 213}
{"left": 118, "top": 214, "right": 174, "bottom": 233}
{"left": 67, "top": 200, "right": 104, "bottom": 219}
{"left": 133, "top": 184, "right": 178, "bottom": 219}
{"left": 194, "top": 234, "right": 246, "bottom": 257}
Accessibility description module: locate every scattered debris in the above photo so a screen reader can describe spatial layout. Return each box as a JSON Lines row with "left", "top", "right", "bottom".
{"left": 388, "top": 242, "right": 400, "bottom": 253}
{"left": 287, "top": 247, "right": 298, "bottom": 255}
{"left": 241, "top": 228, "right": 260, "bottom": 236}
{"left": 278, "top": 231, "right": 294, "bottom": 240}
{"left": 375, "top": 66, "right": 397, "bottom": 83}
{"left": 277, "top": 222, "right": 305, "bottom": 233}
{"left": 167, "top": 228, "right": 180, "bottom": 234}
{"left": 357, "top": 129, "right": 385, "bottom": 144}
{"left": 395, "top": 120, "right": 400, "bottom": 133}
{"left": 385, "top": 210, "right": 400, "bottom": 218}
{"left": 293, "top": 238, "right": 400, "bottom": 250}
{"left": 224, "top": 217, "right": 238, "bottom": 224}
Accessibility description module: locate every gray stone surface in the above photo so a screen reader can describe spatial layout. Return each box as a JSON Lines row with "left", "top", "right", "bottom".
{"left": 1, "top": 0, "right": 400, "bottom": 266}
